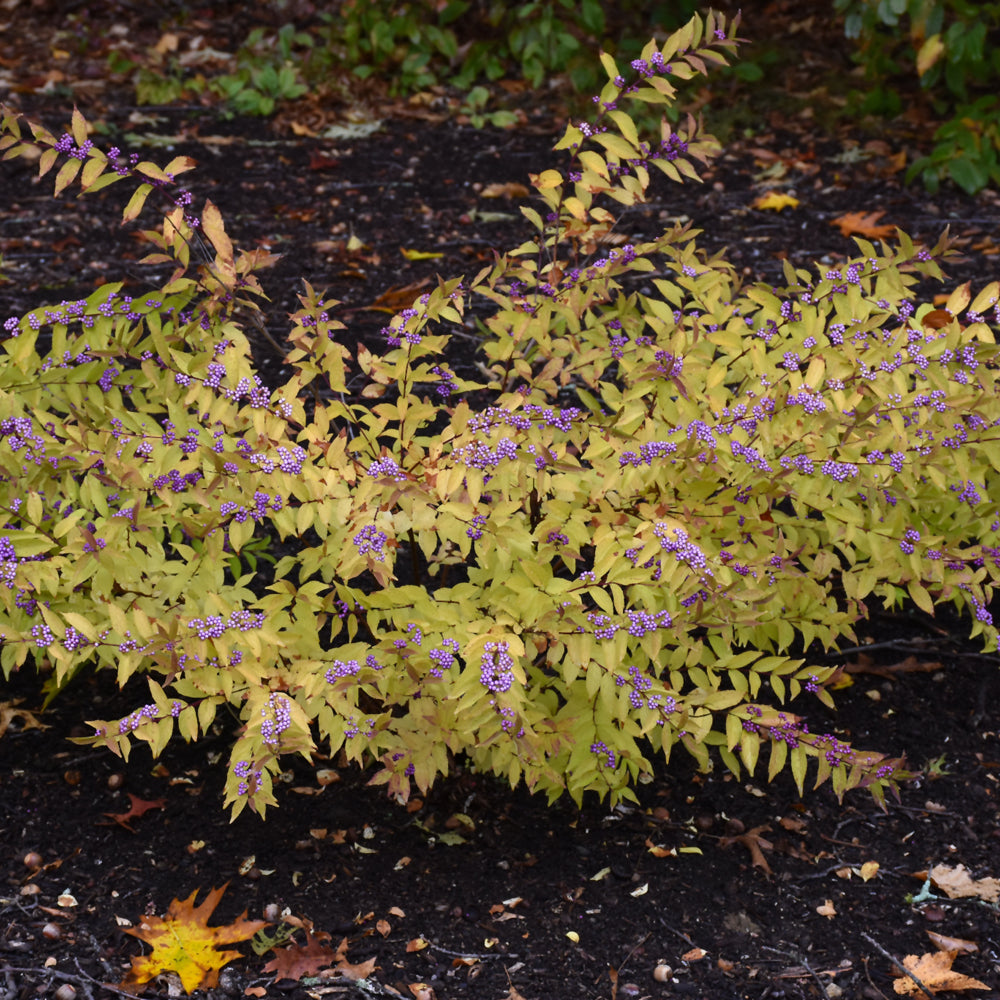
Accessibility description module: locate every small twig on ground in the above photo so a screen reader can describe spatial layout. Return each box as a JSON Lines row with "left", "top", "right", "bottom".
{"left": 420, "top": 937, "right": 518, "bottom": 960}
{"left": 795, "top": 861, "right": 855, "bottom": 881}
{"left": 762, "top": 945, "right": 830, "bottom": 1000}
{"left": 656, "top": 916, "right": 699, "bottom": 950}
{"left": 616, "top": 931, "right": 651, "bottom": 978}
{"left": 2, "top": 966, "right": 104, "bottom": 1000}
{"left": 861, "top": 932, "right": 932, "bottom": 1000}
{"left": 862, "top": 956, "right": 892, "bottom": 1000}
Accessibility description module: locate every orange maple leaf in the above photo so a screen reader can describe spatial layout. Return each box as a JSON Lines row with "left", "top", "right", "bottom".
{"left": 830, "top": 210, "right": 895, "bottom": 239}
{"left": 121, "top": 884, "right": 269, "bottom": 994}
{"left": 893, "top": 950, "right": 990, "bottom": 997}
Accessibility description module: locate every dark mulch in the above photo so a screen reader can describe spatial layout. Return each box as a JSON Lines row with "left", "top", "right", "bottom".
{"left": 3, "top": 2, "right": 1000, "bottom": 998}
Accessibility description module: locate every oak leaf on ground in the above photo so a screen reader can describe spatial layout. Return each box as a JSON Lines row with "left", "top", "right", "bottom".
{"left": 100, "top": 793, "right": 166, "bottom": 832}
{"left": 121, "top": 883, "right": 269, "bottom": 994}
{"left": 830, "top": 210, "right": 895, "bottom": 239}
{"left": 718, "top": 823, "right": 774, "bottom": 874}
{"left": 263, "top": 930, "right": 341, "bottom": 981}
{"left": 893, "top": 949, "right": 989, "bottom": 997}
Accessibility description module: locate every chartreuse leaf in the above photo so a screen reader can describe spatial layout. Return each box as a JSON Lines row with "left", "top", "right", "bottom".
{"left": 0, "top": 8, "right": 991, "bottom": 822}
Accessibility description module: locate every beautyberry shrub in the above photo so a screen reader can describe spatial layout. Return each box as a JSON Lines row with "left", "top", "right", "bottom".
{"left": 1, "top": 12, "right": 998, "bottom": 820}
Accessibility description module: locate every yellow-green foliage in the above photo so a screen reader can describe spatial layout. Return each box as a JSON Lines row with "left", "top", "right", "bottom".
{"left": 2, "top": 12, "right": 998, "bottom": 820}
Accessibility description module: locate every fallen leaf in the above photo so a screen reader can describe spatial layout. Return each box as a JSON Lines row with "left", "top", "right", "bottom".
{"left": 263, "top": 930, "right": 340, "bottom": 982}
{"left": 0, "top": 699, "right": 47, "bottom": 739}
{"left": 682, "top": 947, "right": 707, "bottom": 962}
{"left": 893, "top": 949, "right": 990, "bottom": 996}
{"left": 121, "top": 884, "right": 269, "bottom": 994}
{"left": 929, "top": 864, "right": 1000, "bottom": 903}
{"left": 830, "top": 210, "right": 895, "bottom": 239}
{"left": 752, "top": 191, "right": 799, "bottom": 212}
{"left": 406, "top": 937, "right": 429, "bottom": 952}
{"left": 860, "top": 861, "right": 880, "bottom": 882}
{"left": 308, "top": 150, "right": 340, "bottom": 171}
{"left": 100, "top": 794, "right": 167, "bottom": 832}
{"left": 816, "top": 899, "right": 837, "bottom": 919}
{"left": 400, "top": 247, "right": 444, "bottom": 261}
{"left": 778, "top": 816, "right": 806, "bottom": 832}
{"left": 335, "top": 955, "right": 377, "bottom": 981}
{"left": 926, "top": 931, "right": 978, "bottom": 955}
{"left": 359, "top": 278, "right": 432, "bottom": 314}
{"left": 832, "top": 653, "right": 941, "bottom": 684}
{"left": 718, "top": 824, "right": 774, "bottom": 874}
{"left": 480, "top": 181, "right": 530, "bottom": 199}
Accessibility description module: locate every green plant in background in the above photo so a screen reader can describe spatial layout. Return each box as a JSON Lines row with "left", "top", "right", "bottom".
{"left": 834, "top": 0, "right": 1000, "bottom": 192}
{"left": 459, "top": 86, "right": 520, "bottom": 129}
{"left": 3, "top": 12, "right": 1000, "bottom": 822}
{"left": 209, "top": 24, "right": 311, "bottom": 116}
{"left": 906, "top": 96, "right": 1000, "bottom": 194}
{"left": 325, "top": 0, "right": 704, "bottom": 98}
{"left": 922, "top": 753, "right": 952, "bottom": 777}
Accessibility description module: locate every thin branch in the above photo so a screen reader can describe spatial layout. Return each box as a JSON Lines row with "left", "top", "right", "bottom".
{"left": 762, "top": 945, "right": 830, "bottom": 1000}
{"left": 421, "top": 937, "right": 518, "bottom": 961}
{"left": 861, "top": 932, "right": 932, "bottom": 1000}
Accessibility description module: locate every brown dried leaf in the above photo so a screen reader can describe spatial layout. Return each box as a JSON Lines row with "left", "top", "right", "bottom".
{"left": 926, "top": 931, "right": 978, "bottom": 955}
{"left": 263, "top": 931, "right": 340, "bottom": 981}
{"left": 830, "top": 210, "right": 895, "bottom": 239}
{"left": 100, "top": 794, "right": 167, "bottom": 832}
{"left": 929, "top": 864, "right": 1000, "bottom": 903}
{"left": 0, "top": 699, "right": 48, "bottom": 739}
{"left": 335, "top": 955, "right": 377, "bottom": 981}
{"left": 360, "top": 279, "right": 432, "bottom": 314}
{"left": 719, "top": 824, "right": 773, "bottom": 874}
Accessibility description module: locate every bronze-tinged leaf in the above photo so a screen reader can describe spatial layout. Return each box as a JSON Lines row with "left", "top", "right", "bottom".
{"left": 360, "top": 278, "right": 432, "bottom": 314}
{"left": 202, "top": 199, "right": 234, "bottom": 264}
{"left": 926, "top": 931, "right": 978, "bottom": 955}
{"left": 100, "top": 793, "right": 166, "bottom": 832}
{"left": 121, "top": 884, "right": 269, "bottom": 994}
{"left": 263, "top": 931, "right": 340, "bottom": 982}
{"left": 830, "top": 210, "right": 895, "bottom": 239}
{"left": 921, "top": 309, "right": 955, "bottom": 330}
{"left": 336, "top": 955, "right": 377, "bottom": 981}
{"left": 718, "top": 823, "right": 773, "bottom": 874}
